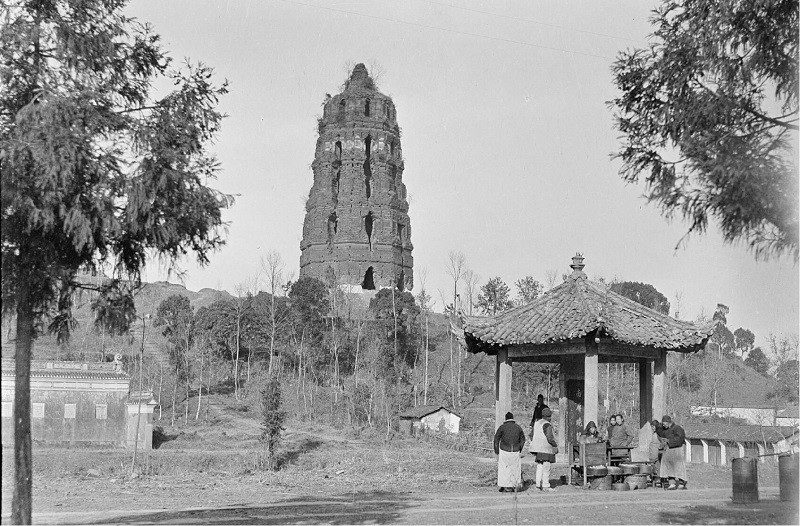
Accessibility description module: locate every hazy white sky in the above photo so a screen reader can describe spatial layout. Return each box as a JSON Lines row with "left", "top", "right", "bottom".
{"left": 128, "top": 0, "right": 798, "bottom": 350}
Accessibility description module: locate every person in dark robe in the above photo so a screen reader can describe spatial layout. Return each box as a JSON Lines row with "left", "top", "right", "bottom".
{"left": 579, "top": 421, "right": 602, "bottom": 444}
{"left": 658, "top": 415, "right": 687, "bottom": 490}
{"left": 529, "top": 394, "right": 550, "bottom": 429}
{"left": 494, "top": 411, "right": 526, "bottom": 492}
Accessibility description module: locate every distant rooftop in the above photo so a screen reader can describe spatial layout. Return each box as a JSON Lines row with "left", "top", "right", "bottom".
{"left": 683, "top": 422, "right": 798, "bottom": 443}
{"left": 1, "top": 359, "right": 129, "bottom": 381}
{"left": 398, "top": 405, "right": 460, "bottom": 419}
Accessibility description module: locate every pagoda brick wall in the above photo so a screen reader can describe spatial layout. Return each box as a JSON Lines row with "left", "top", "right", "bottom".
{"left": 299, "top": 64, "right": 413, "bottom": 290}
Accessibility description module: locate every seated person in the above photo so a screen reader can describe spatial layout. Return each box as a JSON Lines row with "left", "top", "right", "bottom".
{"left": 604, "top": 414, "right": 617, "bottom": 443}
{"left": 579, "top": 421, "right": 602, "bottom": 444}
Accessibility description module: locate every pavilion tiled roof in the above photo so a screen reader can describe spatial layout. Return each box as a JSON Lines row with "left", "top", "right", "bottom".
{"left": 461, "top": 255, "right": 713, "bottom": 355}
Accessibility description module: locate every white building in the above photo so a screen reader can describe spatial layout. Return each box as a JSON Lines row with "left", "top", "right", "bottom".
{"left": 398, "top": 405, "right": 461, "bottom": 435}
{"left": 690, "top": 403, "right": 779, "bottom": 426}
{"left": 776, "top": 407, "right": 799, "bottom": 427}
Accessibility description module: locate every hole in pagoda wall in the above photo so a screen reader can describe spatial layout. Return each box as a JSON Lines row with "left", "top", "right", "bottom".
{"left": 331, "top": 169, "right": 340, "bottom": 206}
{"left": 364, "top": 135, "right": 372, "bottom": 198}
{"left": 364, "top": 211, "right": 374, "bottom": 250}
{"left": 362, "top": 267, "right": 376, "bottom": 290}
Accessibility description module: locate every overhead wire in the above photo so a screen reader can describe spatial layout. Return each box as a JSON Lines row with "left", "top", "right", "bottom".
{"left": 272, "top": 0, "right": 615, "bottom": 61}
{"left": 422, "top": 0, "right": 648, "bottom": 45}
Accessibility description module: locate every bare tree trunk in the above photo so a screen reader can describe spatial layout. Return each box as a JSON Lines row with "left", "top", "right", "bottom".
{"left": 268, "top": 292, "right": 276, "bottom": 377}
{"left": 195, "top": 351, "right": 203, "bottom": 421}
{"left": 247, "top": 341, "right": 252, "bottom": 389}
{"left": 184, "top": 338, "right": 190, "bottom": 424}
{"left": 234, "top": 318, "right": 241, "bottom": 401}
{"left": 12, "top": 291, "right": 34, "bottom": 524}
{"left": 449, "top": 333, "right": 455, "bottom": 408}
{"left": 423, "top": 314, "right": 429, "bottom": 405}
{"left": 457, "top": 347, "right": 462, "bottom": 400}
{"left": 385, "top": 384, "right": 391, "bottom": 440}
{"left": 297, "top": 329, "right": 308, "bottom": 417}
{"left": 546, "top": 365, "right": 551, "bottom": 404}
{"left": 205, "top": 365, "right": 214, "bottom": 422}
{"left": 331, "top": 290, "right": 340, "bottom": 402}
{"left": 171, "top": 370, "right": 177, "bottom": 427}
{"left": 157, "top": 363, "right": 163, "bottom": 421}
{"left": 354, "top": 321, "right": 361, "bottom": 388}
{"left": 392, "top": 286, "right": 398, "bottom": 384}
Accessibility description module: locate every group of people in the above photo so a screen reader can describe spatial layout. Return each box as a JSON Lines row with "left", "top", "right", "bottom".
{"left": 493, "top": 394, "right": 688, "bottom": 492}
{"left": 493, "top": 394, "right": 557, "bottom": 492}
{"left": 580, "top": 414, "right": 688, "bottom": 490}
{"left": 579, "top": 413, "right": 634, "bottom": 449}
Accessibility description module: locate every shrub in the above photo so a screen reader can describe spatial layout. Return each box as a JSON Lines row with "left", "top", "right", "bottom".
{"left": 259, "top": 378, "right": 286, "bottom": 470}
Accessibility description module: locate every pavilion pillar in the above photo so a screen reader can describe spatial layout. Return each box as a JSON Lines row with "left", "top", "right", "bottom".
{"left": 653, "top": 350, "right": 667, "bottom": 421}
{"left": 584, "top": 340, "right": 599, "bottom": 431}
{"left": 638, "top": 359, "right": 653, "bottom": 428}
{"left": 495, "top": 348, "right": 512, "bottom": 430}
{"left": 557, "top": 357, "right": 568, "bottom": 461}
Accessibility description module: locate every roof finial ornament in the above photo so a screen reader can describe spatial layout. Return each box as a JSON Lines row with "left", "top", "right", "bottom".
{"left": 570, "top": 253, "right": 585, "bottom": 272}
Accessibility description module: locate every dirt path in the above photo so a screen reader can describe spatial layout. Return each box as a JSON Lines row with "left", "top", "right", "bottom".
{"left": 27, "top": 486, "right": 797, "bottom": 525}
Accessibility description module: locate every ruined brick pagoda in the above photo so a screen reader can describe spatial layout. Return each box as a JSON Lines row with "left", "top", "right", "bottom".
{"left": 299, "top": 64, "right": 413, "bottom": 291}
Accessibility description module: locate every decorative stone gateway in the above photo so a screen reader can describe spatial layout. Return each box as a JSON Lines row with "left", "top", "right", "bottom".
{"left": 300, "top": 63, "right": 413, "bottom": 291}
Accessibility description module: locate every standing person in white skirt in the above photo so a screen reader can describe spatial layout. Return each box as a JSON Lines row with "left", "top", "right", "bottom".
{"left": 493, "top": 411, "right": 526, "bottom": 492}
{"left": 530, "top": 407, "right": 558, "bottom": 491}
{"left": 659, "top": 415, "right": 688, "bottom": 490}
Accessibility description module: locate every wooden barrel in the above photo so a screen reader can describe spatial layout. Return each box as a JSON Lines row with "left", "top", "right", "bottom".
{"left": 625, "top": 474, "right": 648, "bottom": 490}
{"left": 778, "top": 453, "right": 799, "bottom": 502}
{"left": 732, "top": 457, "right": 759, "bottom": 503}
{"left": 589, "top": 474, "right": 613, "bottom": 490}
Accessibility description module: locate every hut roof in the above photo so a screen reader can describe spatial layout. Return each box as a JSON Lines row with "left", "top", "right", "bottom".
{"left": 461, "top": 255, "right": 713, "bottom": 354}
{"left": 683, "top": 422, "right": 799, "bottom": 444}
{"left": 398, "top": 405, "right": 460, "bottom": 420}
{"left": 777, "top": 406, "right": 800, "bottom": 419}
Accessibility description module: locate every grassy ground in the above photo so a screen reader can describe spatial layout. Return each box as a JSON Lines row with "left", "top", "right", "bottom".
{"left": 1, "top": 391, "right": 793, "bottom": 524}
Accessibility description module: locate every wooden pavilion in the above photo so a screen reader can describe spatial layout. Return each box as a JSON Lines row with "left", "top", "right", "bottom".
{"left": 459, "top": 254, "right": 713, "bottom": 462}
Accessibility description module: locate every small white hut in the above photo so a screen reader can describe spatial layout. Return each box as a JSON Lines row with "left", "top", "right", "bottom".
{"left": 398, "top": 405, "right": 461, "bottom": 435}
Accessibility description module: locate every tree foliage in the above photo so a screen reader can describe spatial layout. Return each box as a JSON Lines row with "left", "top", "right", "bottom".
{"left": 707, "top": 304, "right": 735, "bottom": 358}
{"left": 288, "top": 277, "right": 329, "bottom": 346}
{"left": 477, "top": 277, "right": 514, "bottom": 316}
{"left": 773, "top": 359, "right": 800, "bottom": 404}
{"left": 154, "top": 294, "right": 194, "bottom": 378}
{"left": 733, "top": 327, "right": 756, "bottom": 358}
{"left": 1, "top": 2, "right": 230, "bottom": 521}
{"left": 369, "top": 288, "right": 421, "bottom": 377}
{"left": 610, "top": 0, "right": 799, "bottom": 261}
{"left": 609, "top": 281, "right": 670, "bottom": 315}
{"left": 259, "top": 378, "right": 286, "bottom": 470}
{"left": 743, "top": 346, "right": 770, "bottom": 376}
{"left": 514, "top": 276, "right": 543, "bottom": 306}
{"left": 767, "top": 334, "right": 799, "bottom": 403}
